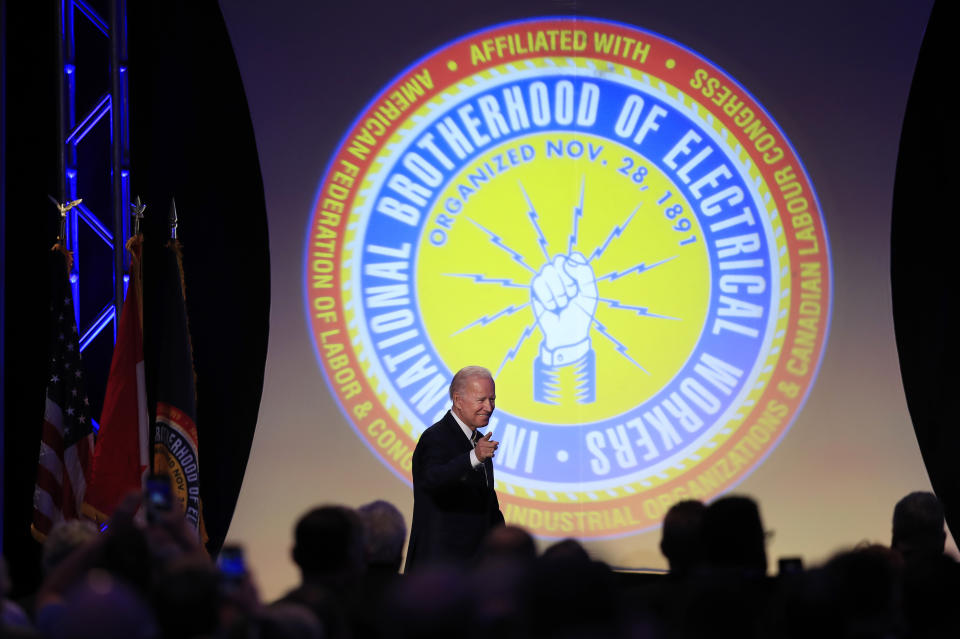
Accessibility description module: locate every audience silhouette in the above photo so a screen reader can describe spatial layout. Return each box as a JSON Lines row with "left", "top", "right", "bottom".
{"left": 660, "top": 499, "right": 706, "bottom": 578}
{"left": 3, "top": 490, "right": 960, "bottom": 639}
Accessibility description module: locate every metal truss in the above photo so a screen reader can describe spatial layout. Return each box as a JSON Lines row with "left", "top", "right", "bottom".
{"left": 57, "top": 0, "right": 130, "bottom": 429}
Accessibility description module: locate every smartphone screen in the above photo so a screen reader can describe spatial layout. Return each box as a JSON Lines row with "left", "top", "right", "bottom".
{"left": 145, "top": 473, "right": 172, "bottom": 521}
{"left": 218, "top": 544, "right": 247, "bottom": 588}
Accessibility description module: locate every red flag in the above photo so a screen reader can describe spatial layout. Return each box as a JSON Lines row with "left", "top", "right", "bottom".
{"left": 32, "top": 246, "right": 95, "bottom": 540}
{"left": 83, "top": 237, "right": 149, "bottom": 524}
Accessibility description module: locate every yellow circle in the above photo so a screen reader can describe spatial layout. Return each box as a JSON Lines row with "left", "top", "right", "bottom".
{"left": 665, "top": 58, "right": 676, "bottom": 69}
{"left": 447, "top": 60, "right": 458, "bottom": 71}
{"left": 415, "top": 131, "right": 710, "bottom": 425}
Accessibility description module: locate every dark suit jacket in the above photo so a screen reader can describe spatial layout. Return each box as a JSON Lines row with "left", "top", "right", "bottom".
{"left": 404, "top": 410, "right": 504, "bottom": 572}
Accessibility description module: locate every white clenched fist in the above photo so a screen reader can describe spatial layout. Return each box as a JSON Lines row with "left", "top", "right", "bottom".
{"left": 531, "top": 252, "right": 598, "bottom": 353}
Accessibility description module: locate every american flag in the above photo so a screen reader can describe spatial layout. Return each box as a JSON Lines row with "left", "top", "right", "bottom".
{"left": 32, "top": 248, "right": 95, "bottom": 540}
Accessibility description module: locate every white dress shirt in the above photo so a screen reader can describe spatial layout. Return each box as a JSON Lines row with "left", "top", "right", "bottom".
{"left": 451, "top": 410, "right": 483, "bottom": 469}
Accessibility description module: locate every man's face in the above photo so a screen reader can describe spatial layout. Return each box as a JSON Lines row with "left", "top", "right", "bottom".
{"left": 453, "top": 375, "right": 496, "bottom": 430}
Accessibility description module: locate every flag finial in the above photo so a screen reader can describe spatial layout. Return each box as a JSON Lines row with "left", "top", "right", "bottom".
{"left": 169, "top": 198, "right": 178, "bottom": 240}
{"left": 131, "top": 196, "right": 147, "bottom": 236}
{"left": 48, "top": 195, "right": 83, "bottom": 244}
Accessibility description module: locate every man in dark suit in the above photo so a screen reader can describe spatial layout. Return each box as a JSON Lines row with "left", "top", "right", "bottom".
{"left": 404, "top": 366, "right": 504, "bottom": 571}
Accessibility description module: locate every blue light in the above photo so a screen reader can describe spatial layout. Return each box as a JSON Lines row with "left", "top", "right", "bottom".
{"left": 74, "top": 0, "right": 109, "bottom": 37}
{"left": 65, "top": 94, "right": 111, "bottom": 146}
{"left": 77, "top": 203, "right": 114, "bottom": 244}
{"left": 66, "top": 169, "right": 77, "bottom": 179}
{"left": 79, "top": 304, "right": 115, "bottom": 352}
{"left": 69, "top": 274, "right": 78, "bottom": 284}
{"left": 64, "top": 64, "right": 76, "bottom": 75}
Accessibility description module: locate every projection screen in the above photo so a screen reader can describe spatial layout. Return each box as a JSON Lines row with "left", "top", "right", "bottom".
{"left": 218, "top": 0, "right": 943, "bottom": 598}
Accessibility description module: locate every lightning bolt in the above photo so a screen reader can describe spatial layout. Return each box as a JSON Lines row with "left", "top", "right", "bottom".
{"left": 596, "top": 255, "right": 677, "bottom": 282}
{"left": 591, "top": 318, "right": 649, "bottom": 373}
{"left": 519, "top": 181, "right": 550, "bottom": 260}
{"left": 567, "top": 176, "right": 585, "bottom": 254}
{"left": 495, "top": 322, "right": 537, "bottom": 378}
{"left": 588, "top": 205, "right": 640, "bottom": 263}
{"left": 597, "top": 298, "right": 680, "bottom": 320}
{"left": 443, "top": 273, "right": 528, "bottom": 288}
{"left": 452, "top": 302, "right": 531, "bottom": 336}
{"left": 467, "top": 218, "right": 537, "bottom": 273}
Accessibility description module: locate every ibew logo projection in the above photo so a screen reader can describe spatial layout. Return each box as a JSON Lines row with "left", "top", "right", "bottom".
{"left": 305, "top": 17, "right": 831, "bottom": 538}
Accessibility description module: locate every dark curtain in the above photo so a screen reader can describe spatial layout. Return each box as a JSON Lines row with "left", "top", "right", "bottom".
{"left": 1, "top": 1, "right": 268, "bottom": 594}
{"left": 129, "top": 1, "right": 269, "bottom": 556}
{"left": 892, "top": 0, "right": 960, "bottom": 547}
